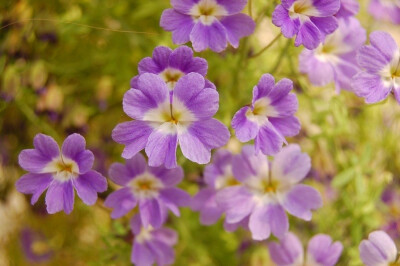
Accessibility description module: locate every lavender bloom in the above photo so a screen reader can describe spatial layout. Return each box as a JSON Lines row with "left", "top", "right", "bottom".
{"left": 16, "top": 134, "right": 107, "bottom": 214}
{"left": 232, "top": 74, "right": 300, "bottom": 156}
{"left": 269, "top": 232, "right": 343, "bottom": 266}
{"left": 130, "top": 214, "right": 177, "bottom": 266}
{"left": 335, "top": 0, "right": 359, "bottom": 18}
{"left": 272, "top": 0, "right": 340, "bottom": 49}
{"left": 369, "top": 0, "right": 400, "bottom": 24}
{"left": 191, "top": 149, "right": 239, "bottom": 225}
{"left": 216, "top": 145, "right": 322, "bottom": 240}
{"left": 112, "top": 73, "right": 230, "bottom": 168}
{"left": 130, "top": 46, "right": 215, "bottom": 90}
{"left": 104, "top": 153, "right": 190, "bottom": 228}
{"left": 359, "top": 230, "right": 399, "bottom": 266}
{"left": 352, "top": 31, "right": 400, "bottom": 104}
{"left": 20, "top": 228, "right": 53, "bottom": 263}
{"left": 160, "top": 0, "right": 255, "bottom": 52}
{"left": 299, "top": 17, "right": 366, "bottom": 92}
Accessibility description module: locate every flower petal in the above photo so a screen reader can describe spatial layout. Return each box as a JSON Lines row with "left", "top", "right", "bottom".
{"left": 295, "top": 21, "right": 321, "bottom": 49}
{"left": 220, "top": 13, "right": 255, "bottom": 48}
{"left": 45, "top": 180, "right": 74, "bottom": 214}
{"left": 307, "top": 234, "right": 343, "bottom": 266}
{"left": 16, "top": 173, "right": 52, "bottom": 204}
{"left": 169, "top": 46, "right": 208, "bottom": 76}
{"left": 282, "top": 184, "right": 322, "bottom": 220}
{"left": 61, "top": 133, "right": 94, "bottom": 174}
{"left": 160, "top": 9, "right": 194, "bottom": 44}
{"left": 139, "top": 199, "right": 164, "bottom": 228}
{"left": 269, "top": 232, "right": 304, "bottom": 265}
{"left": 232, "top": 106, "right": 259, "bottom": 142}
{"left": 145, "top": 126, "right": 178, "bottom": 168}
{"left": 190, "top": 21, "right": 227, "bottom": 52}
{"left": 109, "top": 154, "right": 147, "bottom": 186}
{"left": 131, "top": 242, "right": 155, "bottom": 266}
{"left": 73, "top": 170, "right": 107, "bottom": 205}
{"left": 104, "top": 188, "right": 137, "bottom": 219}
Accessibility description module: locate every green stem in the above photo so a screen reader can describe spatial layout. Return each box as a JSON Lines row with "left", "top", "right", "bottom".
{"left": 270, "top": 38, "right": 291, "bottom": 73}
{"left": 249, "top": 33, "right": 282, "bottom": 59}
{"left": 248, "top": 0, "right": 253, "bottom": 18}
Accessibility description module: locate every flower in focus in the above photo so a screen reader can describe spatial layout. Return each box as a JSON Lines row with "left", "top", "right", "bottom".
{"left": 130, "top": 214, "right": 177, "bottom": 266}
{"left": 160, "top": 0, "right": 255, "bottom": 52}
{"left": 130, "top": 46, "right": 215, "bottom": 90}
{"left": 232, "top": 74, "right": 300, "bottom": 156}
{"left": 335, "top": 0, "right": 359, "bottom": 18}
{"left": 16, "top": 134, "right": 107, "bottom": 214}
{"left": 299, "top": 17, "right": 366, "bottom": 92}
{"left": 104, "top": 153, "right": 190, "bottom": 228}
{"left": 352, "top": 31, "right": 400, "bottom": 104}
{"left": 112, "top": 73, "right": 230, "bottom": 168}
{"left": 272, "top": 0, "right": 340, "bottom": 49}
{"left": 216, "top": 144, "right": 322, "bottom": 240}
{"left": 269, "top": 232, "right": 343, "bottom": 266}
{"left": 191, "top": 149, "right": 240, "bottom": 225}
{"left": 359, "top": 230, "right": 399, "bottom": 266}
{"left": 20, "top": 228, "right": 53, "bottom": 263}
{"left": 368, "top": 0, "right": 400, "bottom": 24}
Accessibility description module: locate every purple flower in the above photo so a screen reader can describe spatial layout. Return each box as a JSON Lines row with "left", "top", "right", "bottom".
{"left": 160, "top": 0, "right": 255, "bottom": 52}
{"left": 299, "top": 17, "right": 366, "bottom": 92}
{"left": 112, "top": 72, "right": 230, "bottom": 168}
{"left": 20, "top": 228, "right": 53, "bottom": 263}
{"left": 269, "top": 232, "right": 343, "bottom": 266}
{"left": 335, "top": 0, "right": 359, "bottom": 18}
{"left": 191, "top": 149, "right": 240, "bottom": 225}
{"left": 232, "top": 74, "right": 300, "bottom": 156}
{"left": 130, "top": 46, "right": 215, "bottom": 90}
{"left": 359, "top": 230, "right": 399, "bottom": 266}
{"left": 130, "top": 214, "right": 177, "bottom": 266}
{"left": 369, "top": 0, "right": 400, "bottom": 24}
{"left": 352, "top": 31, "right": 400, "bottom": 104}
{"left": 16, "top": 134, "right": 107, "bottom": 214}
{"left": 104, "top": 153, "right": 190, "bottom": 228}
{"left": 272, "top": 0, "right": 340, "bottom": 49}
{"left": 216, "top": 144, "right": 322, "bottom": 240}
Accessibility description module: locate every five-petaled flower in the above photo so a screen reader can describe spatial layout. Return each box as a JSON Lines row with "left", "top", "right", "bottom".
{"left": 272, "top": 0, "right": 340, "bottom": 49}
{"left": 160, "top": 0, "right": 255, "bottom": 52}
{"left": 104, "top": 153, "right": 190, "bottom": 228}
{"left": 269, "top": 232, "right": 343, "bottom": 266}
{"left": 130, "top": 214, "right": 178, "bottom": 266}
{"left": 112, "top": 72, "right": 230, "bottom": 169}
{"left": 232, "top": 74, "right": 300, "bottom": 156}
{"left": 16, "top": 133, "right": 107, "bottom": 214}
{"left": 299, "top": 17, "right": 366, "bottom": 92}
{"left": 352, "top": 31, "right": 400, "bottom": 104}
{"left": 216, "top": 144, "right": 322, "bottom": 240}
{"left": 130, "top": 46, "right": 215, "bottom": 91}
{"left": 359, "top": 230, "right": 399, "bottom": 266}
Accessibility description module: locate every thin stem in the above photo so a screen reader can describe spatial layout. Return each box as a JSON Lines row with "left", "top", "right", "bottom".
{"left": 248, "top": 0, "right": 253, "bottom": 18}
{"left": 270, "top": 38, "right": 291, "bottom": 73}
{"left": 249, "top": 33, "right": 282, "bottom": 59}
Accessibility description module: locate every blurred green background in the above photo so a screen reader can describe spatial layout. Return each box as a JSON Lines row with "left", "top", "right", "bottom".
{"left": 1, "top": 0, "right": 400, "bottom": 265}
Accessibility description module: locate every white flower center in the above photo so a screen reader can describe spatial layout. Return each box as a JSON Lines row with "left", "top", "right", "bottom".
{"left": 135, "top": 225, "right": 153, "bottom": 244}
{"left": 143, "top": 98, "right": 196, "bottom": 134}
{"left": 380, "top": 50, "right": 400, "bottom": 88}
{"left": 159, "top": 68, "right": 185, "bottom": 90}
{"left": 289, "top": 0, "right": 319, "bottom": 21}
{"left": 189, "top": 0, "right": 228, "bottom": 25}
{"left": 128, "top": 172, "right": 164, "bottom": 199}
{"left": 43, "top": 156, "right": 79, "bottom": 181}
{"left": 214, "top": 165, "right": 240, "bottom": 190}
{"left": 245, "top": 98, "right": 278, "bottom": 125}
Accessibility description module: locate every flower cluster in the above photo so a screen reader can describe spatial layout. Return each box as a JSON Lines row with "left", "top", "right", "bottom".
{"left": 14, "top": 0, "right": 400, "bottom": 264}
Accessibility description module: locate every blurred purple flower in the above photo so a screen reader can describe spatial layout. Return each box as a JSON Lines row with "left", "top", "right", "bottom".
{"left": 352, "top": 31, "right": 400, "bottom": 104}
{"left": 272, "top": 0, "right": 340, "bottom": 49}
{"left": 299, "top": 17, "right": 366, "bottom": 92}
{"left": 232, "top": 74, "right": 300, "bottom": 156}
{"left": 130, "top": 214, "right": 177, "bottom": 266}
{"left": 359, "top": 230, "right": 399, "bottom": 266}
{"left": 112, "top": 73, "right": 230, "bottom": 169}
{"left": 104, "top": 153, "right": 190, "bottom": 228}
{"left": 335, "top": 0, "right": 359, "bottom": 18}
{"left": 20, "top": 228, "right": 53, "bottom": 263}
{"left": 216, "top": 144, "right": 322, "bottom": 240}
{"left": 269, "top": 232, "right": 343, "bottom": 266}
{"left": 160, "top": 0, "right": 255, "bottom": 52}
{"left": 16, "top": 134, "right": 107, "bottom": 214}
{"left": 130, "top": 46, "right": 215, "bottom": 90}
{"left": 369, "top": 0, "right": 400, "bottom": 24}
{"left": 191, "top": 149, "right": 240, "bottom": 226}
